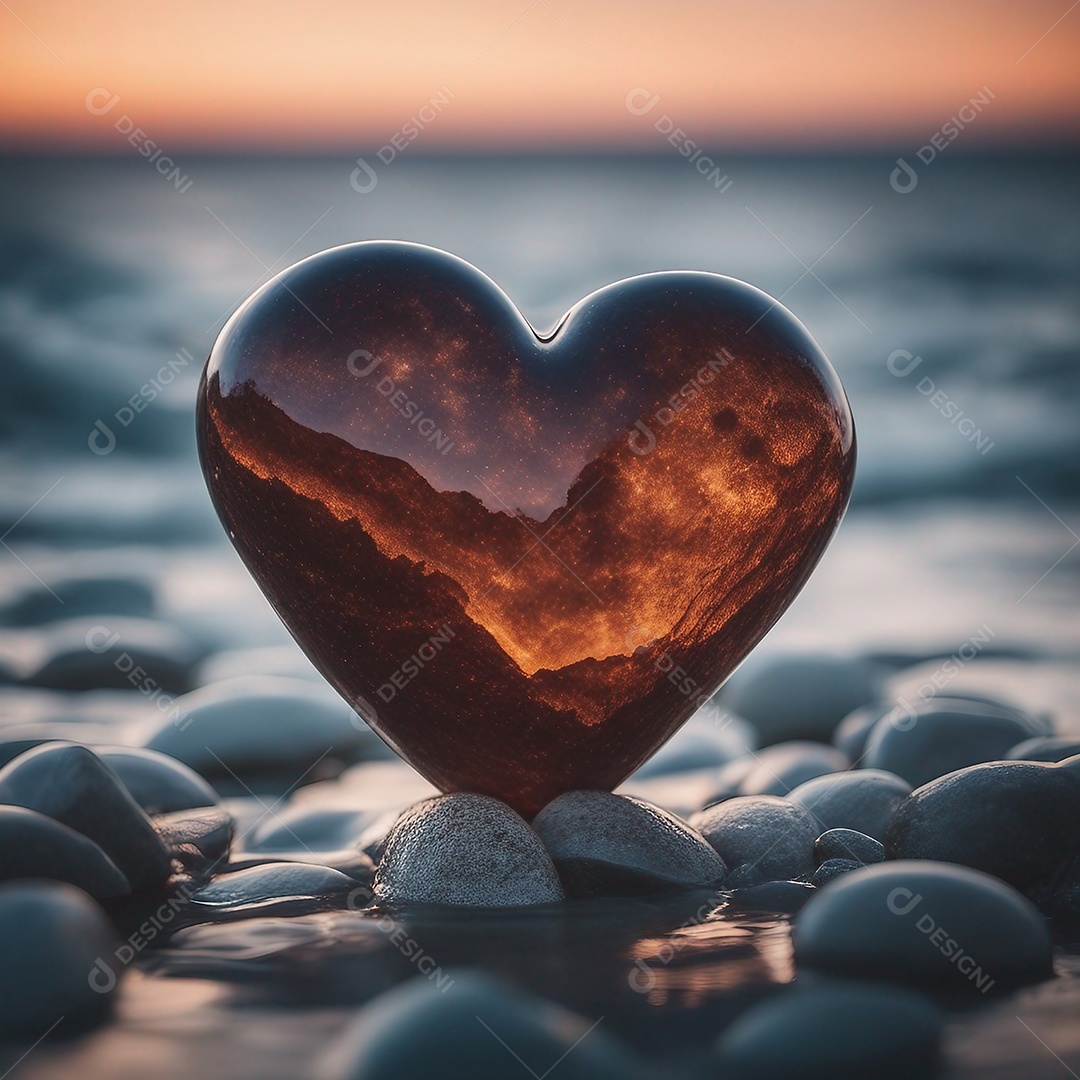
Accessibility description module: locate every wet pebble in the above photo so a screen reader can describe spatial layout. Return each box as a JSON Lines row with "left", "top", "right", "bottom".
{"left": 814, "top": 828, "right": 884, "bottom": 866}
{"left": 192, "top": 862, "right": 359, "bottom": 913}
{"left": 320, "top": 971, "right": 634, "bottom": 1080}
{"left": 732, "top": 742, "right": 849, "bottom": 798}
{"left": 23, "top": 616, "right": 200, "bottom": 693}
{"left": 718, "top": 654, "right": 880, "bottom": 745}
{"left": 248, "top": 806, "right": 374, "bottom": 852}
{"left": 794, "top": 860, "right": 1054, "bottom": 994}
{"left": 691, "top": 795, "right": 817, "bottom": 885}
{"left": 862, "top": 698, "right": 1047, "bottom": 788}
{"left": 722, "top": 880, "right": 816, "bottom": 914}
{"left": 144, "top": 676, "right": 377, "bottom": 776}
{"left": 1008, "top": 735, "right": 1080, "bottom": 763}
{"left": 0, "top": 742, "right": 172, "bottom": 891}
{"left": 788, "top": 769, "right": 911, "bottom": 841}
{"left": 0, "top": 881, "right": 122, "bottom": 1039}
{"left": 0, "top": 804, "right": 131, "bottom": 898}
{"left": 832, "top": 702, "right": 895, "bottom": 760}
{"left": 810, "top": 859, "right": 862, "bottom": 887}
{"left": 99, "top": 745, "right": 220, "bottom": 814}
{"left": 375, "top": 794, "right": 564, "bottom": 906}
{"left": 716, "top": 982, "right": 943, "bottom": 1080}
{"left": 1, "top": 575, "right": 155, "bottom": 627}
{"left": 154, "top": 806, "right": 234, "bottom": 871}
{"left": 226, "top": 848, "right": 376, "bottom": 885}
{"left": 884, "top": 759, "right": 1080, "bottom": 896}
{"left": 533, "top": 790, "right": 725, "bottom": 897}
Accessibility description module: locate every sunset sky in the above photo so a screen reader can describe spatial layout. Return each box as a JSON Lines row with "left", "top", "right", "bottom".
{"left": 2, "top": 0, "right": 1079, "bottom": 151}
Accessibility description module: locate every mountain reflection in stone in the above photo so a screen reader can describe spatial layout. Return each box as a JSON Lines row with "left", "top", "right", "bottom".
{"left": 198, "top": 242, "right": 855, "bottom": 817}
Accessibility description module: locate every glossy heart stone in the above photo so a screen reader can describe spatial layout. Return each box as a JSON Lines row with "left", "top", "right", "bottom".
{"left": 198, "top": 242, "right": 855, "bottom": 817}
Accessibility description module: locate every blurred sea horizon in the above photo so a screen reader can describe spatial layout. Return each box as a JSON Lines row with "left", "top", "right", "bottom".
{"left": 1, "top": 150, "right": 1078, "bottom": 726}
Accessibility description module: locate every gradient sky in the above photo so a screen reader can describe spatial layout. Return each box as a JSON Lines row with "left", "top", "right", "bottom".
{"left": 2, "top": 0, "right": 1079, "bottom": 150}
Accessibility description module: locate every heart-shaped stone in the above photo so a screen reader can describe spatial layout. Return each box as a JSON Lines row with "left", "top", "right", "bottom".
{"left": 198, "top": 242, "right": 854, "bottom": 817}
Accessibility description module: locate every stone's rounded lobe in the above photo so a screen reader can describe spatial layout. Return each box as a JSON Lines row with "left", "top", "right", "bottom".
{"left": 99, "top": 746, "right": 221, "bottom": 815}
{"left": 0, "top": 882, "right": 123, "bottom": 1039}
{"left": 198, "top": 241, "right": 856, "bottom": 817}
{"left": 729, "top": 741, "right": 849, "bottom": 800}
{"left": 811, "top": 858, "right": 863, "bottom": 887}
{"left": 320, "top": 972, "right": 635, "bottom": 1080}
{"left": 715, "top": 983, "right": 944, "bottom": 1080}
{"left": 1008, "top": 735, "right": 1080, "bottom": 762}
{"left": 719, "top": 654, "right": 880, "bottom": 745}
{"left": 788, "top": 769, "right": 912, "bottom": 841}
{"left": 374, "top": 793, "right": 565, "bottom": 907}
{"left": 794, "top": 860, "right": 1054, "bottom": 994}
{"left": 0, "top": 805, "right": 131, "bottom": 898}
{"left": 0, "top": 742, "right": 173, "bottom": 892}
{"left": 862, "top": 698, "right": 1046, "bottom": 788}
{"left": 814, "top": 828, "right": 884, "bottom": 866}
{"left": 884, "top": 759, "right": 1080, "bottom": 895}
{"left": 691, "top": 794, "right": 817, "bottom": 884}
{"left": 532, "top": 790, "right": 726, "bottom": 896}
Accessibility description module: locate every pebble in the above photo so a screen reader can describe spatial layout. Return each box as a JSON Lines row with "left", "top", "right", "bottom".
{"left": 192, "top": 862, "right": 359, "bottom": 913}
{"left": 831, "top": 702, "right": 894, "bottom": 760}
{"left": 1007, "top": 735, "right": 1080, "bottom": 763}
{"left": 861, "top": 698, "right": 1046, "bottom": 788}
{"left": 1, "top": 576, "right": 155, "bottom": 626}
{"left": 154, "top": 807, "right": 234, "bottom": 870}
{"left": 794, "top": 860, "right": 1054, "bottom": 994}
{"left": 810, "top": 859, "right": 862, "bottom": 887}
{"left": 247, "top": 807, "right": 374, "bottom": 853}
{"left": 226, "top": 849, "right": 376, "bottom": 885}
{"left": 0, "top": 805, "right": 131, "bottom": 898}
{"left": 631, "top": 704, "right": 755, "bottom": 779}
{"left": 690, "top": 796, "right": 817, "bottom": 884}
{"left": 144, "top": 676, "right": 381, "bottom": 775}
{"left": 24, "top": 616, "right": 200, "bottom": 693}
{"left": 787, "top": 769, "right": 912, "bottom": 841}
{"left": 814, "top": 829, "right": 884, "bottom": 866}
{"left": 99, "top": 745, "right": 221, "bottom": 814}
{"left": 375, "top": 794, "right": 564, "bottom": 906}
{"left": 718, "top": 654, "right": 881, "bottom": 745}
{"left": 716, "top": 982, "right": 943, "bottom": 1080}
{"left": 0, "top": 736, "right": 54, "bottom": 770}
{"left": 735, "top": 742, "right": 849, "bottom": 798}
{"left": 532, "top": 790, "right": 726, "bottom": 897}
{"left": 0, "top": 742, "right": 173, "bottom": 891}
{"left": 320, "top": 971, "right": 634, "bottom": 1080}
{"left": 884, "top": 760, "right": 1080, "bottom": 896}
{"left": 721, "top": 880, "right": 816, "bottom": 914}
{"left": 833, "top": 693, "right": 1035, "bottom": 762}
{"left": 0, "top": 881, "right": 122, "bottom": 1039}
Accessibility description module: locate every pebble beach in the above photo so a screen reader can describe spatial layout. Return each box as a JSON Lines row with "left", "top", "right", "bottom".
{"left": 0, "top": 153, "right": 1078, "bottom": 1078}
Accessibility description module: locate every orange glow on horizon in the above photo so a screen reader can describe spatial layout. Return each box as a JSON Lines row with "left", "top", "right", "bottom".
{"left": 1, "top": 0, "right": 1079, "bottom": 151}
